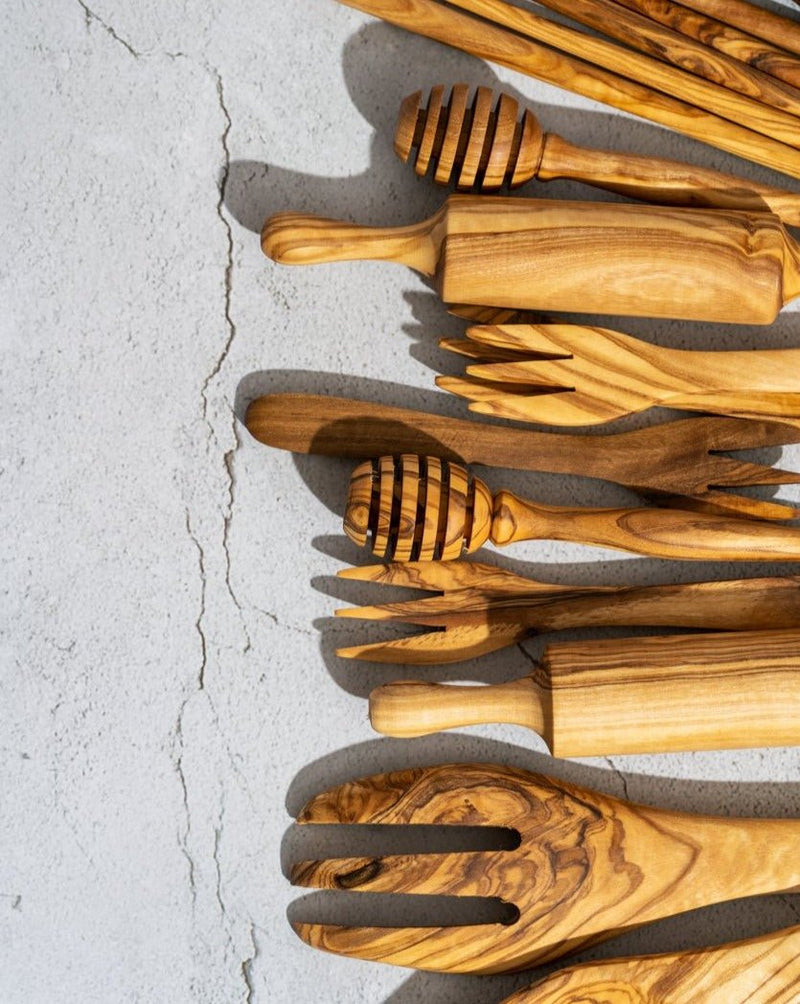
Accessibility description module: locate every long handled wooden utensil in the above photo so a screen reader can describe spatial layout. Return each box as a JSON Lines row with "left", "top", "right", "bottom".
{"left": 245, "top": 393, "right": 800, "bottom": 521}
{"left": 370, "top": 628, "right": 800, "bottom": 754}
{"left": 502, "top": 924, "right": 800, "bottom": 1003}
{"left": 397, "top": 84, "right": 800, "bottom": 224}
{"left": 263, "top": 196, "right": 800, "bottom": 323}
{"left": 290, "top": 762, "right": 800, "bottom": 972}
{"left": 676, "top": 0, "right": 800, "bottom": 58}
{"left": 344, "top": 454, "right": 800, "bottom": 562}
{"left": 335, "top": 559, "right": 800, "bottom": 663}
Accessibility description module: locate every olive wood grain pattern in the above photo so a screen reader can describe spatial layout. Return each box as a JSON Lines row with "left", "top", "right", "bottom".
{"left": 613, "top": 0, "right": 800, "bottom": 89}
{"left": 343, "top": 454, "right": 800, "bottom": 562}
{"left": 370, "top": 628, "right": 800, "bottom": 755}
{"left": 335, "top": 559, "right": 800, "bottom": 664}
{"left": 504, "top": 924, "right": 800, "bottom": 1003}
{"left": 397, "top": 85, "right": 800, "bottom": 223}
{"left": 262, "top": 196, "right": 800, "bottom": 323}
{"left": 676, "top": 0, "right": 800, "bottom": 58}
{"left": 437, "top": 323, "right": 800, "bottom": 426}
{"left": 333, "top": 0, "right": 800, "bottom": 177}
{"left": 244, "top": 392, "right": 800, "bottom": 521}
{"left": 291, "top": 762, "right": 800, "bottom": 973}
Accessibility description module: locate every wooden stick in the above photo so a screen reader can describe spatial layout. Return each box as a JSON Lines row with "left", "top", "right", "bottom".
{"left": 676, "top": 0, "right": 800, "bottom": 57}
{"left": 448, "top": 0, "right": 800, "bottom": 148}
{"left": 532, "top": 0, "right": 800, "bottom": 116}
{"left": 335, "top": 0, "right": 800, "bottom": 178}
{"left": 612, "top": 0, "right": 800, "bottom": 89}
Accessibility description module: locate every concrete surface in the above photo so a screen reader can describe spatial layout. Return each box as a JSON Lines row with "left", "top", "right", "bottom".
{"left": 3, "top": 0, "right": 800, "bottom": 1001}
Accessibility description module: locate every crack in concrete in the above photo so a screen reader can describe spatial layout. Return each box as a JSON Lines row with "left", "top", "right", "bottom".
{"left": 223, "top": 411, "right": 252, "bottom": 654}
{"left": 172, "top": 702, "right": 198, "bottom": 910}
{"left": 76, "top": 0, "right": 142, "bottom": 57}
{"left": 241, "top": 924, "right": 258, "bottom": 1003}
{"left": 603, "top": 756, "right": 630, "bottom": 802}
{"left": 184, "top": 509, "right": 208, "bottom": 690}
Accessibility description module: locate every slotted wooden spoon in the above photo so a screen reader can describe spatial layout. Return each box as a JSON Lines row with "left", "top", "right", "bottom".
{"left": 437, "top": 323, "right": 800, "bottom": 426}
{"left": 291, "top": 762, "right": 800, "bottom": 973}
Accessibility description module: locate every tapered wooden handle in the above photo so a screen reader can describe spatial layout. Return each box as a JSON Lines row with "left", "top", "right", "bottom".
{"left": 490, "top": 491, "right": 800, "bottom": 560}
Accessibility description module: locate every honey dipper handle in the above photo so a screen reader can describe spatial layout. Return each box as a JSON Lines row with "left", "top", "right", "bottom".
{"left": 490, "top": 492, "right": 800, "bottom": 561}
{"left": 261, "top": 209, "right": 443, "bottom": 274}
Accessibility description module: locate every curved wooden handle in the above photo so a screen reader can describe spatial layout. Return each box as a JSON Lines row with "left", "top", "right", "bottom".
{"left": 490, "top": 491, "right": 800, "bottom": 560}
{"left": 261, "top": 210, "right": 441, "bottom": 273}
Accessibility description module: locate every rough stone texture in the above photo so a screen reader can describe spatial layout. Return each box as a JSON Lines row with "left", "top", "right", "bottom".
{"left": 2, "top": 1, "right": 800, "bottom": 1001}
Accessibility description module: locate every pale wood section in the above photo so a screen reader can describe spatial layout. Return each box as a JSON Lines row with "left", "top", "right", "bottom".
{"left": 336, "top": 560, "right": 800, "bottom": 664}
{"left": 244, "top": 393, "right": 800, "bottom": 521}
{"left": 677, "top": 0, "right": 800, "bottom": 58}
{"left": 336, "top": 0, "right": 800, "bottom": 177}
{"left": 263, "top": 196, "right": 800, "bottom": 323}
{"left": 438, "top": 323, "right": 800, "bottom": 426}
{"left": 369, "top": 628, "right": 800, "bottom": 755}
{"left": 292, "top": 762, "right": 800, "bottom": 972}
{"left": 343, "top": 454, "right": 800, "bottom": 562}
{"left": 505, "top": 924, "right": 800, "bottom": 1003}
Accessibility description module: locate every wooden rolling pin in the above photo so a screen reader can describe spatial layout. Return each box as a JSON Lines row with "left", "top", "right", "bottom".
{"left": 370, "top": 628, "right": 800, "bottom": 755}
{"left": 263, "top": 197, "right": 800, "bottom": 322}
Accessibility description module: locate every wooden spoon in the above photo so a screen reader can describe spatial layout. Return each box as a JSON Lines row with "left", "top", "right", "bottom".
{"left": 343, "top": 454, "right": 800, "bottom": 562}
{"left": 291, "top": 762, "right": 800, "bottom": 973}
{"left": 262, "top": 196, "right": 800, "bottom": 323}
{"left": 369, "top": 628, "right": 800, "bottom": 754}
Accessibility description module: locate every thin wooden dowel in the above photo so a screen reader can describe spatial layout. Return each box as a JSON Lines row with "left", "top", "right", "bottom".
{"left": 532, "top": 0, "right": 800, "bottom": 116}
{"left": 448, "top": 0, "right": 800, "bottom": 148}
{"left": 336, "top": 0, "right": 800, "bottom": 178}
{"left": 677, "top": 0, "right": 800, "bottom": 57}
{"left": 612, "top": 0, "right": 800, "bottom": 89}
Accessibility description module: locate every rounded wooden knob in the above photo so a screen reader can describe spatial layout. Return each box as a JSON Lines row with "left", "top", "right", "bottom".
{"left": 344, "top": 455, "right": 493, "bottom": 561}
{"left": 394, "top": 84, "right": 544, "bottom": 192}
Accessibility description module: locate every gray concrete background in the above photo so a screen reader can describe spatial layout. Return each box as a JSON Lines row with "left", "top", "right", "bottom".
{"left": 3, "top": 0, "right": 800, "bottom": 1000}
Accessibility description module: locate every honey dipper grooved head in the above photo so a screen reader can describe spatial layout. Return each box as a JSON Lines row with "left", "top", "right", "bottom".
{"left": 344, "top": 455, "right": 492, "bottom": 561}
{"left": 394, "top": 84, "right": 544, "bottom": 192}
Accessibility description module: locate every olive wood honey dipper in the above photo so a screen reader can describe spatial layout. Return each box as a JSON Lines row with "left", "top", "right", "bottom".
{"left": 263, "top": 196, "right": 800, "bottom": 322}
{"left": 397, "top": 83, "right": 800, "bottom": 224}
{"left": 344, "top": 455, "right": 800, "bottom": 562}
{"left": 369, "top": 628, "right": 800, "bottom": 754}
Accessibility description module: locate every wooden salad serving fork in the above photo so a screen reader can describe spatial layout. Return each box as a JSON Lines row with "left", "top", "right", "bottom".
{"left": 244, "top": 393, "right": 800, "bottom": 522}
{"left": 290, "top": 763, "right": 800, "bottom": 973}
{"left": 335, "top": 560, "right": 800, "bottom": 664}
{"left": 438, "top": 323, "right": 800, "bottom": 426}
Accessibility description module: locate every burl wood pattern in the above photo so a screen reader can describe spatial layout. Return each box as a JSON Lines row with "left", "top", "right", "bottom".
{"left": 505, "top": 924, "right": 800, "bottom": 1003}
{"left": 369, "top": 628, "right": 800, "bottom": 755}
{"left": 437, "top": 323, "right": 800, "bottom": 426}
{"left": 263, "top": 196, "right": 800, "bottom": 323}
{"left": 335, "top": 559, "right": 800, "bottom": 664}
{"left": 291, "top": 763, "right": 800, "bottom": 973}
{"left": 397, "top": 84, "right": 800, "bottom": 224}
{"left": 244, "top": 393, "right": 800, "bottom": 522}
{"left": 343, "top": 454, "right": 800, "bottom": 562}
{"left": 677, "top": 0, "right": 800, "bottom": 58}
{"left": 335, "top": 0, "right": 800, "bottom": 178}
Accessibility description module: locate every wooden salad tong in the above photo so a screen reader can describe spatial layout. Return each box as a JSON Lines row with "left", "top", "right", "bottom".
{"left": 370, "top": 628, "right": 800, "bottom": 754}
{"left": 335, "top": 560, "right": 800, "bottom": 664}
{"left": 263, "top": 196, "right": 800, "bottom": 323}
{"left": 290, "top": 762, "right": 800, "bottom": 973}
{"left": 438, "top": 323, "right": 800, "bottom": 426}
{"left": 344, "top": 455, "right": 800, "bottom": 563}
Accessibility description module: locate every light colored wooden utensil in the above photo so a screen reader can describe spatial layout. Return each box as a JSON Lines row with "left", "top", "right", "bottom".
{"left": 344, "top": 454, "right": 800, "bottom": 562}
{"left": 397, "top": 84, "right": 800, "bottom": 224}
{"left": 291, "top": 762, "right": 800, "bottom": 973}
{"left": 503, "top": 923, "right": 800, "bottom": 1004}
{"left": 677, "top": 0, "right": 800, "bottom": 58}
{"left": 333, "top": 0, "right": 800, "bottom": 177}
{"left": 335, "top": 559, "right": 800, "bottom": 663}
{"left": 370, "top": 628, "right": 800, "bottom": 754}
{"left": 244, "top": 393, "right": 800, "bottom": 522}
{"left": 263, "top": 196, "right": 800, "bottom": 323}
{"left": 437, "top": 322, "right": 800, "bottom": 426}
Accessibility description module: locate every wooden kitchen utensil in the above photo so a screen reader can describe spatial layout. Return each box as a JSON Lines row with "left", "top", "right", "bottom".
{"left": 369, "top": 628, "right": 800, "bottom": 754}
{"left": 503, "top": 924, "right": 800, "bottom": 1003}
{"left": 245, "top": 393, "right": 800, "bottom": 521}
{"left": 397, "top": 84, "right": 800, "bottom": 224}
{"left": 290, "top": 762, "right": 800, "bottom": 972}
{"left": 677, "top": 0, "right": 800, "bottom": 58}
{"left": 437, "top": 322, "right": 800, "bottom": 426}
{"left": 344, "top": 454, "right": 800, "bottom": 562}
{"left": 263, "top": 196, "right": 800, "bottom": 322}
{"left": 335, "top": 559, "right": 800, "bottom": 664}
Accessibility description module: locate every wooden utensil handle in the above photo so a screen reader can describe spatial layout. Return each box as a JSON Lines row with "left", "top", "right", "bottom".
{"left": 490, "top": 492, "right": 800, "bottom": 560}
